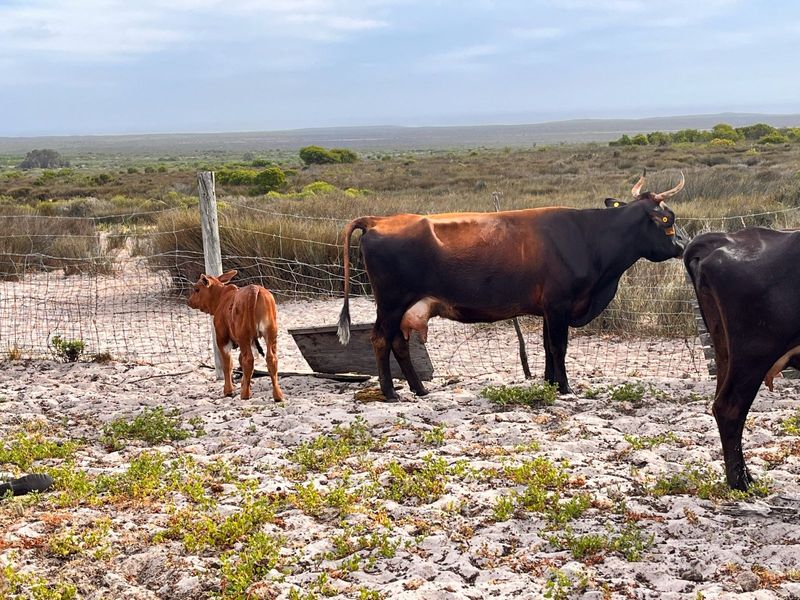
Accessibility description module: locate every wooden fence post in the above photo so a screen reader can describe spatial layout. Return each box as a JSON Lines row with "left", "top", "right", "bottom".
{"left": 198, "top": 171, "right": 224, "bottom": 379}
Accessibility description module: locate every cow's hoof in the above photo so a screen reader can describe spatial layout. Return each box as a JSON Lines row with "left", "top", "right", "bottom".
{"left": 414, "top": 387, "right": 429, "bottom": 397}
{"left": 0, "top": 473, "right": 55, "bottom": 498}
{"left": 558, "top": 384, "right": 574, "bottom": 395}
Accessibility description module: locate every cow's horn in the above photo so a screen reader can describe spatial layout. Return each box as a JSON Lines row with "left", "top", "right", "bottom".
{"left": 654, "top": 171, "right": 685, "bottom": 201}
{"left": 630, "top": 169, "right": 646, "bottom": 197}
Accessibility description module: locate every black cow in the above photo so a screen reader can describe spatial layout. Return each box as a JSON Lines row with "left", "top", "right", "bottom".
{"left": 337, "top": 171, "right": 687, "bottom": 401}
{"left": 684, "top": 227, "right": 800, "bottom": 490}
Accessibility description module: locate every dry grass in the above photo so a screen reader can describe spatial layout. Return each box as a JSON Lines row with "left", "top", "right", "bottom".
{"left": 3, "top": 142, "right": 800, "bottom": 333}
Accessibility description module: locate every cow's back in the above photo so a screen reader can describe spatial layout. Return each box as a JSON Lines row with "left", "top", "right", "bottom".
{"left": 685, "top": 227, "right": 800, "bottom": 347}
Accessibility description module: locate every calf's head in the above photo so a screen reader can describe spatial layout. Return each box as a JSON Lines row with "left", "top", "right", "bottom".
{"left": 187, "top": 270, "right": 238, "bottom": 314}
{"left": 604, "top": 171, "right": 687, "bottom": 261}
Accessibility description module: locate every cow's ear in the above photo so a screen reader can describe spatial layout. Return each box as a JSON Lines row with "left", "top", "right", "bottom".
{"left": 604, "top": 198, "right": 626, "bottom": 208}
{"left": 199, "top": 275, "right": 211, "bottom": 287}
{"left": 218, "top": 270, "right": 238, "bottom": 284}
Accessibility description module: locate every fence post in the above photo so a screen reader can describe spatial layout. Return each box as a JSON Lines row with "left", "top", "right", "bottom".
{"left": 198, "top": 171, "right": 224, "bottom": 380}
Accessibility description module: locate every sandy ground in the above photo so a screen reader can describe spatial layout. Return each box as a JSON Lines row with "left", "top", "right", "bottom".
{"left": 1, "top": 337, "right": 799, "bottom": 599}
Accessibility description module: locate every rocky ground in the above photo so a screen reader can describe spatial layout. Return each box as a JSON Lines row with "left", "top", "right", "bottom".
{"left": 1, "top": 352, "right": 799, "bottom": 599}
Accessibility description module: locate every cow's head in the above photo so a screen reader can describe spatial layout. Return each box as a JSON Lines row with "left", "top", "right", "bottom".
{"left": 187, "top": 270, "right": 238, "bottom": 314}
{"left": 604, "top": 171, "right": 687, "bottom": 260}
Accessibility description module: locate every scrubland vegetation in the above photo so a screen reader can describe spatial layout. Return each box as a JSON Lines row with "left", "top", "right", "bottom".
{"left": 2, "top": 124, "right": 799, "bottom": 336}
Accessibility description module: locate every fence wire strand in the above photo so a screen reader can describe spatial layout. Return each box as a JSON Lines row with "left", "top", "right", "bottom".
{"left": 2, "top": 203, "right": 799, "bottom": 380}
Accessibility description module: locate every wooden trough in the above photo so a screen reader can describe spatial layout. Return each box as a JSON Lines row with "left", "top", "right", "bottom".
{"left": 288, "top": 323, "right": 434, "bottom": 381}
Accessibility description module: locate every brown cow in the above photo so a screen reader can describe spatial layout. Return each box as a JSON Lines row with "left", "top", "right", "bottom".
{"left": 188, "top": 270, "right": 284, "bottom": 401}
{"left": 338, "top": 172, "right": 687, "bottom": 400}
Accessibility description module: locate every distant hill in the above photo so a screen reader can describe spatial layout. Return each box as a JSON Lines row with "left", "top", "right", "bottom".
{"left": 1, "top": 112, "right": 799, "bottom": 155}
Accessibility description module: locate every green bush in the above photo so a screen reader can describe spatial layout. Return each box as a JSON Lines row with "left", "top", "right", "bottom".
{"left": 299, "top": 145, "right": 338, "bottom": 165}
{"left": 758, "top": 131, "right": 790, "bottom": 145}
{"left": 51, "top": 335, "right": 85, "bottom": 362}
{"left": 481, "top": 382, "right": 558, "bottom": 407}
{"left": 299, "top": 145, "right": 358, "bottom": 165}
{"left": 18, "top": 149, "right": 69, "bottom": 170}
{"left": 737, "top": 123, "right": 776, "bottom": 140}
{"left": 253, "top": 167, "right": 286, "bottom": 193}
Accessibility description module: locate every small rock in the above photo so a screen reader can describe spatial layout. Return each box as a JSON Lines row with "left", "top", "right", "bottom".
{"left": 679, "top": 567, "right": 704, "bottom": 582}
{"left": 736, "top": 571, "right": 760, "bottom": 592}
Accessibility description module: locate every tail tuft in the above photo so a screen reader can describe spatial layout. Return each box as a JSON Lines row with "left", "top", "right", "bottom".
{"left": 254, "top": 339, "right": 265, "bottom": 357}
{"left": 337, "top": 301, "right": 351, "bottom": 345}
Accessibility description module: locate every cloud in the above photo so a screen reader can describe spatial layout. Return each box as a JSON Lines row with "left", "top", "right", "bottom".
{"left": 0, "top": 0, "right": 391, "bottom": 61}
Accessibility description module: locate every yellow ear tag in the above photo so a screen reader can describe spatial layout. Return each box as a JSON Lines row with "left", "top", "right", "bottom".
{"left": 613, "top": 202, "right": 620, "bottom": 207}
{"left": 662, "top": 216, "right": 669, "bottom": 223}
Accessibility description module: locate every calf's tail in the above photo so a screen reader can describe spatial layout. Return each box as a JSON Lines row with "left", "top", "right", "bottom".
{"left": 338, "top": 217, "right": 377, "bottom": 345}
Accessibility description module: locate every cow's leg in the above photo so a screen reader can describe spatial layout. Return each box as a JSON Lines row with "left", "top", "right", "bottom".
{"left": 216, "top": 334, "right": 235, "bottom": 397}
{"left": 391, "top": 335, "right": 428, "bottom": 396}
{"left": 264, "top": 326, "right": 284, "bottom": 402}
{"left": 543, "top": 313, "right": 572, "bottom": 394}
{"left": 239, "top": 342, "right": 255, "bottom": 400}
{"left": 371, "top": 310, "right": 404, "bottom": 401}
{"left": 713, "top": 369, "right": 762, "bottom": 490}
{"left": 542, "top": 320, "right": 554, "bottom": 382}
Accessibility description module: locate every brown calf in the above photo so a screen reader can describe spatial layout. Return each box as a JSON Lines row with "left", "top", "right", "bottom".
{"left": 188, "top": 270, "right": 284, "bottom": 401}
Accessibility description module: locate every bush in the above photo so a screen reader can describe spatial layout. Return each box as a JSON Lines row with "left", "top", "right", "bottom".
{"left": 253, "top": 167, "right": 286, "bottom": 193}
{"left": 708, "top": 138, "right": 736, "bottom": 148}
{"left": 758, "top": 131, "right": 790, "bottom": 145}
{"left": 711, "top": 123, "right": 743, "bottom": 142}
{"left": 51, "top": 335, "right": 85, "bottom": 362}
{"left": 18, "top": 149, "right": 69, "bottom": 170}
{"left": 737, "top": 123, "right": 776, "bottom": 140}
{"left": 631, "top": 134, "right": 649, "bottom": 145}
{"left": 299, "top": 145, "right": 358, "bottom": 165}
{"left": 299, "top": 145, "right": 338, "bottom": 165}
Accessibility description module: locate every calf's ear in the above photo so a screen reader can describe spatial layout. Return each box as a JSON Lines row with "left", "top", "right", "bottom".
{"left": 200, "top": 275, "right": 211, "bottom": 287}
{"left": 218, "top": 270, "right": 238, "bottom": 284}
{"left": 604, "top": 198, "right": 626, "bottom": 208}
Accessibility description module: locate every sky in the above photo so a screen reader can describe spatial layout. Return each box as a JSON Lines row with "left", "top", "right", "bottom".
{"left": 0, "top": 0, "right": 799, "bottom": 136}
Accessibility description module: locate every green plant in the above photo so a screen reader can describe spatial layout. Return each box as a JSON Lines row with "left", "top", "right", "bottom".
{"left": 422, "top": 425, "right": 446, "bottom": 446}
{"left": 48, "top": 517, "right": 112, "bottom": 559}
{"left": 219, "top": 532, "right": 284, "bottom": 600}
{"left": 0, "top": 557, "right": 78, "bottom": 599}
{"left": 492, "top": 494, "right": 516, "bottom": 521}
{"left": 481, "top": 382, "right": 558, "bottom": 407}
{"left": 101, "top": 406, "right": 199, "bottom": 450}
{"left": 543, "top": 566, "right": 589, "bottom": 599}
{"left": 624, "top": 431, "right": 679, "bottom": 450}
{"left": 50, "top": 335, "right": 85, "bottom": 362}
{"left": 0, "top": 427, "right": 79, "bottom": 472}
{"left": 649, "top": 462, "right": 772, "bottom": 499}
{"left": 288, "top": 417, "right": 382, "bottom": 473}
{"left": 780, "top": 410, "right": 800, "bottom": 435}
{"left": 382, "top": 454, "right": 449, "bottom": 504}
{"left": 609, "top": 382, "right": 646, "bottom": 404}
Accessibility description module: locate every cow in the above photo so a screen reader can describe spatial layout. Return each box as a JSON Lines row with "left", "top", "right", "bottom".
{"left": 684, "top": 227, "right": 800, "bottom": 490}
{"left": 337, "top": 171, "right": 687, "bottom": 401}
{"left": 188, "top": 270, "right": 284, "bottom": 402}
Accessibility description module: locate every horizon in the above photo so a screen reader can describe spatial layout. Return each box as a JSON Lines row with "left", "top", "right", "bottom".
{"left": 2, "top": 1, "right": 799, "bottom": 137}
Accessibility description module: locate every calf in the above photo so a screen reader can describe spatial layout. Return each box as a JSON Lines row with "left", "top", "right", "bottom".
{"left": 188, "top": 270, "right": 284, "bottom": 401}
{"left": 684, "top": 227, "right": 800, "bottom": 490}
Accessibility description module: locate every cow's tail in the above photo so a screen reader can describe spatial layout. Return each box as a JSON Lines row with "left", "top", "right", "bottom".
{"left": 338, "top": 217, "right": 377, "bottom": 345}
{"left": 252, "top": 285, "right": 266, "bottom": 357}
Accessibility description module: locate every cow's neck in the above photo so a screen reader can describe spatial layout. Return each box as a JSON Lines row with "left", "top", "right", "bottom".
{"left": 204, "top": 284, "right": 238, "bottom": 314}
{"left": 595, "top": 208, "right": 651, "bottom": 281}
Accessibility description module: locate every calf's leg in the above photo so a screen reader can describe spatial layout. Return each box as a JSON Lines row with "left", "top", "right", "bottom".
{"left": 216, "top": 336, "right": 235, "bottom": 397}
{"left": 264, "top": 326, "right": 284, "bottom": 402}
{"left": 239, "top": 343, "right": 255, "bottom": 400}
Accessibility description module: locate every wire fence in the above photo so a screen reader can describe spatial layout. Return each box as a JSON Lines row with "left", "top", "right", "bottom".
{"left": 2, "top": 200, "right": 798, "bottom": 381}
